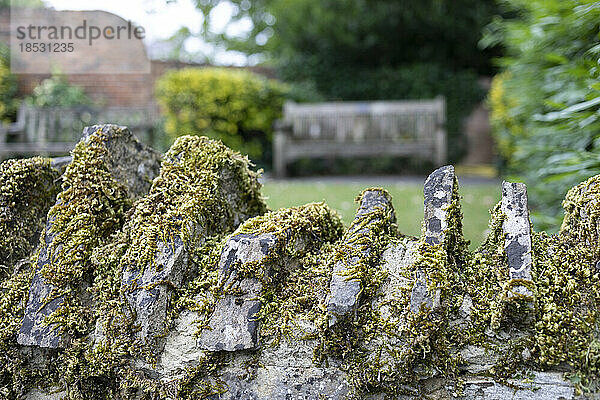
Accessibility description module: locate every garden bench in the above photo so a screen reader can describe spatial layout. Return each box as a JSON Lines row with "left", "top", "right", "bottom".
{"left": 273, "top": 97, "right": 446, "bottom": 177}
{"left": 0, "top": 104, "right": 157, "bottom": 160}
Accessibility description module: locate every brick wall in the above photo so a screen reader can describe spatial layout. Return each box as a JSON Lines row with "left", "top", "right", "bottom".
{"left": 0, "top": 8, "right": 275, "bottom": 108}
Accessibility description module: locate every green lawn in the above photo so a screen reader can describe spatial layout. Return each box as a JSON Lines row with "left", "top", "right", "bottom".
{"left": 262, "top": 180, "right": 500, "bottom": 249}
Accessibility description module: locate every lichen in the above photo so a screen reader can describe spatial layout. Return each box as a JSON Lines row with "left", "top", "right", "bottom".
{"left": 0, "top": 157, "right": 61, "bottom": 276}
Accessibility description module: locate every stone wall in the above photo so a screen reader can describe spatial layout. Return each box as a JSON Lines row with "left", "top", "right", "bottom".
{"left": 0, "top": 124, "right": 598, "bottom": 399}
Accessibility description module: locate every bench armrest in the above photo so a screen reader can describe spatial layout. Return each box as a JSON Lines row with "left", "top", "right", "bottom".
{"left": 273, "top": 119, "right": 292, "bottom": 135}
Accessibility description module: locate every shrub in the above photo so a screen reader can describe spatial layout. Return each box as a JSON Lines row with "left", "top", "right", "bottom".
{"left": 0, "top": 44, "right": 18, "bottom": 123}
{"left": 487, "top": 0, "right": 600, "bottom": 230}
{"left": 155, "top": 67, "right": 288, "bottom": 168}
{"left": 27, "top": 73, "right": 92, "bottom": 108}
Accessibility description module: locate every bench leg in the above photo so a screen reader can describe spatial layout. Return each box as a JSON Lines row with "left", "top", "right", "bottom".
{"left": 273, "top": 132, "right": 287, "bottom": 178}
{"left": 434, "top": 126, "right": 447, "bottom": 166}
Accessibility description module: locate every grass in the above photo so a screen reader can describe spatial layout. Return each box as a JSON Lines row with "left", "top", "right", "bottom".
{"left": 262, "top": 180, "right": 500, "bottom": 249}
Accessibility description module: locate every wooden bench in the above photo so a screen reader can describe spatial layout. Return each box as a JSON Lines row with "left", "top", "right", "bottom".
{"left": 0, "top": 104, "right": 157, "bottom": 160}
{"left": 273, "top": 97, "right": 446, "bottom": 177}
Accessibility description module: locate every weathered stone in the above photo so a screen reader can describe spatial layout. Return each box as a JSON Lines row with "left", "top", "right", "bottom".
{"left": 49, "top": 156, "right": 72, "bottom": 173}
{"left": 374, "top": 239, "right": 418, "bottom": 320}
{"left": 501, "top": 181, "right": 533, "bottom": 297}
{"left": 120, "top": 136, "right": 267, "bottom": 356}
{"left": 214, "top": 365, "right": 350, "bottom": 400}
{"left": 460, "top": 372, "right": 578, "bottom": 400}
{"left": 423, "top": 165, "right": 455, "bottom": 246}
{"left": 327, "top": 189, "right": 395, "bottom": 325}
{"left": 121, "top": 236, "right": 189, "bottom": 348}
{"left": 79, "top": 125, "right": 162, "bottom": 199}
{"left": 18, "top": 125, "right": 161, "bottom": 349}
{"left": 23, "top": 387, "right": 66, "bottom": 400}
{"left": 411, "top": 165, "right": 456, "bottom": 313}
{"left": 198, "top": 233, "right": 277, "bottom": 352}
{"left": 157, "top": 308, "right": 208, "bottom": 379}
{"left": 410, "top": 271, "right": 433, "bottom": 313}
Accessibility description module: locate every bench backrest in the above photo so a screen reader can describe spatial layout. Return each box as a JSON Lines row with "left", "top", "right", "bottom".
{"left": 283, "top": 97, "right": 445, "bottom": 142}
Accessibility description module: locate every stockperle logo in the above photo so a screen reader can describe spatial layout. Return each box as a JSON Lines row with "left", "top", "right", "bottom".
{"left": 10, "top": 4, "right": 151, "bottom": 74}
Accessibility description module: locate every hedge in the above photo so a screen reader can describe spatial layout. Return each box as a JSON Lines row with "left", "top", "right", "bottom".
{"left": 155, "top": 67, "right": 288, "bottom": 168}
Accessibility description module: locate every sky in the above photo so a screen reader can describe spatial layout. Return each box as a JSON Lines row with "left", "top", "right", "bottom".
{"left": 41, "top": 0, "right": 252, "bottom": 65}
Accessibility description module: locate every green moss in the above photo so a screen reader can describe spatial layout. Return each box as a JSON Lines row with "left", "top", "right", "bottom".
{"left": 309, "top": 188, "right": 403, "bottom": 397}
{"left": 560, "top": 174, "right": 600, "bottom": 259}
{"left": 118, "top": 135, "right": 266, "bottom": 273}
{"left": 3, "top": 150, "right": 600, "bottom": 399}
{"left": 0, "top": 157, "right": 60, "bottom": 275}
{"left": 61, "top": 135, "right": 268, "bottom": 398}
{"left": 234, "top": 202, "right": 344, "bottom": 343}
{"left": 40, "top": 128, "right": 132, "bottom": 338}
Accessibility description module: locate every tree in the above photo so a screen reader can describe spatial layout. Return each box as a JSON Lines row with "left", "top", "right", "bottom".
{"left": 193, "top": 0, "right": 501, "bottom": 75}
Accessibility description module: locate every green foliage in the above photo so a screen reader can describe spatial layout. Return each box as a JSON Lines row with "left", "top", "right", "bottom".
{"left": 27, "top": 74, "right": 92, "bottom": 108}
{"left": 0, "top": 44, "right": 18, "bottom": 123}
{"left": 155, "top": 67, "right": 287, "bottom": 168}
{"left": 195, "top": 0, "right": 500, "bottom": 75}
{"left": 189, "top": 0, "right": 498, "bottom": 164}
{"left": 487, "top": 0, "right": 600, "bottom": 230}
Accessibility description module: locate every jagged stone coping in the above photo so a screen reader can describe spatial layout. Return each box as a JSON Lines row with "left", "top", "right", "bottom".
{"left": 0, "top": 130, "right": 598, "bottom": 400}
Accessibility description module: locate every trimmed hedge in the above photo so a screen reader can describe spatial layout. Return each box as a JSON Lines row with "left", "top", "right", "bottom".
{"left": 155, "top": 67, "right": 288, "bottom": 168}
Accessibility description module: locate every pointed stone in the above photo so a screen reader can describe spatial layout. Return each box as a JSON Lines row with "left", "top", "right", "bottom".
{"left": 501, "top": 181, "right": 533, "bottom": 297}
{"left": 423, "top": 165, "right": 455, "bottom": 246}
{"left": 327, "top": 189, "right": 395, "bottom": 325}
{"left": 411, "top": 165, "right": 456, "bottom": 313}
{"left": 120, "top": 137, "right": 266, "bottom": 355}
{"left": 17, "top": 125, "right": 161, "bottom": 348}
{"left": 195, "top": 203, "right": 342, "bottom": 353}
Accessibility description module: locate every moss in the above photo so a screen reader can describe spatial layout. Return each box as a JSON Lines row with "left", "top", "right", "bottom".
{"left": 308, "top": 188, "right": 402, "bottom": 397}
{"left": 233, "top": 202, "right": 344, "bottom": 344}
{"left": 560, "top": 174, "right": 600, "bottom": 259}
{"left": 118, "top": 135, "right": 266, "bottom": 274}
{"left": 58, "top": 135, "right": 268, "bottom": 398}
{"left": 39, "top": 128, "right": 132, "bottom": 338}
{"left": 0, "top": 157, "right": 61, "bottom": 275}
{"left": 3, "top": 147, "right": 600, "bottom": 398}
{"left": 178, "top": 201, "right": 344, "bottom": 348}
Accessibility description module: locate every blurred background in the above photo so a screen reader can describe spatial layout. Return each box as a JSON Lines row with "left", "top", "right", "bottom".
{"left": 1, "top": 0, "right": 599, "bottom": 245}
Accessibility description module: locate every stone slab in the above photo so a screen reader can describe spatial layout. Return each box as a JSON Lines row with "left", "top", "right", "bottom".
{"left": 327, "top": 189, "right": 395, "bottom": 325}
{"left": 198, "top": 233, "right": 277, "bottom": 352}
{"left": 411, "top": 165, "right": 456, "bottom": 313}
{"left": 18, "top": 125, "right": 161, "bottom": 349}
{"left": 122, "top": 236, "right": 189, "bottom": 348}
{"left": 501, "top": 181, "right": 533, "bottom": 297}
